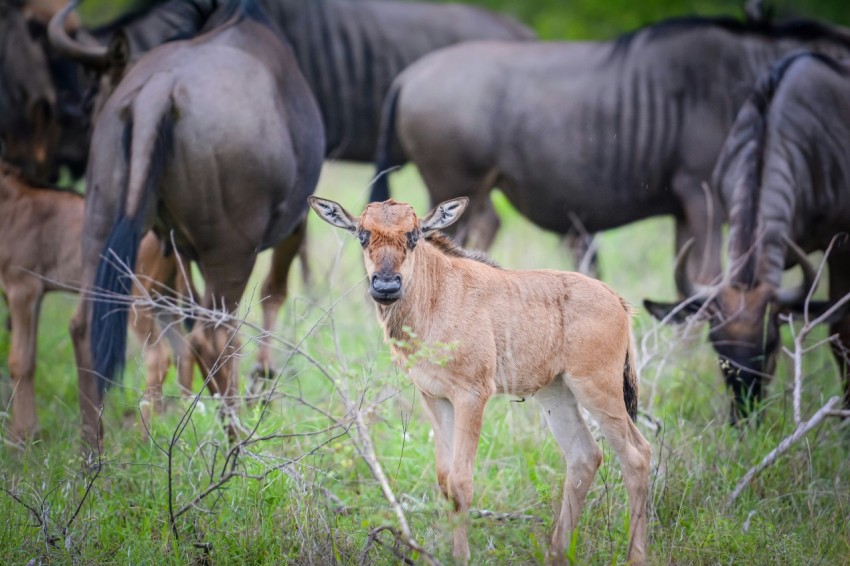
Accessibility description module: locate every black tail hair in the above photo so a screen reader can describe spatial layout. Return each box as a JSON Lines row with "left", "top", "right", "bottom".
{"left": 623, "top": 348, "right": 638, "bottom": 422}
{"left": 369, "top": 83, "right": 402, "bottom": 203}
{"left": 91, "top": 213, "right": 143, "bottom": 394}
{"left": 90, "top": 112, "right": 172, "bottom": 395}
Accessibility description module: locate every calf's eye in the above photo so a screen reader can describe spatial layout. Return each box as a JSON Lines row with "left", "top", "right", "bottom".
{"left": 359, "top": 230, "right": 371, "bottom": 247}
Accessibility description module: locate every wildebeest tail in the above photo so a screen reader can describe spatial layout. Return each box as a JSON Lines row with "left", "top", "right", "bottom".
{"left": 623, "top": 333, "right": 639, "bottom": 422}
{"left": 91, "top": 75, "right": 174, "bottom": 395}
{"left": 369, "top": 82, "right": 401, "bottom": 203}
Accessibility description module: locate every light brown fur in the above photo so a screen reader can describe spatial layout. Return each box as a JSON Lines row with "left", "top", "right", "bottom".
{"left": 310, "top": 197, "right": 651, "bottom": 565}
{"left": 0, "top": 164, "right": 192, "bottom": 440}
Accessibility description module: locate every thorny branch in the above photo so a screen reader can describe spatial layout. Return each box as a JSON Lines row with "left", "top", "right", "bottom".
{"left": 80, "top": 239, "right": 440, "bottom": 560}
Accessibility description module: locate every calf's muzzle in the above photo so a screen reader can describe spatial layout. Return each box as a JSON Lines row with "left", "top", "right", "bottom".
{"left": 370, "top": 272, "right": 402, "bottom": 304}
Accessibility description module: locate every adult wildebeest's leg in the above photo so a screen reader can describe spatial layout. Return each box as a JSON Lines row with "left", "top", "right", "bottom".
{"left": 418, "top": 164, "right": 500, "bottom": 251}
{"left": 563, "top": 227, "right": 599, "bottom": 278}
{"left": 69, "top": 299, "right": 102, "bottom": 455}
{"left": 189, "top": 253, "right": 257, "bottom": 438}
{"left": 535, "top": 377, "right": 603, "bottom": 565}
{"left": 5, "top": 284, "right": 43, "bottom": 441}
{"left": 565, "top": 372, "right": 651, "bottom": 564}
{"left": 250, "top": 222, "right": 307, "bottom": 394}
{"left": 421, "top": 394, "right": 456, "bottom": 498}
{"left": 445, "top": 392, "right": 489, "bottom": 564}
{"left": 828, "top": 251, "right": 850, "bottom": 410}
{"left": 672, "top": 173, "right": 723, "bottom": 289}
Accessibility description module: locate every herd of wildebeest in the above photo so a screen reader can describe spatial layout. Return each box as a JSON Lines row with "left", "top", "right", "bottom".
{"left": 2, "top": 0, "right": 850, "bottom": 562}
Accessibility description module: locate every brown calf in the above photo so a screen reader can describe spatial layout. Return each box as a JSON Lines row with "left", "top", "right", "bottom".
{"left": 309, "top": 196, "right": 651, "bottom": 564}
{"left": 0, "top": 163, "right": 192, "bottom": 440}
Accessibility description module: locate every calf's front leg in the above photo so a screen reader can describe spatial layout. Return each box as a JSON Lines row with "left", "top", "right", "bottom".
{"left": 420, "top": 394, "right": 455, "bottom": 497}
{"left": 445, "top": 393, "right": 488, "bottom": 564}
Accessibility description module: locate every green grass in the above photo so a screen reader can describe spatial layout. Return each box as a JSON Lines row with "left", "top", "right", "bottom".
{"left": 1, "top": 162, "right": 849, "bottom": 564}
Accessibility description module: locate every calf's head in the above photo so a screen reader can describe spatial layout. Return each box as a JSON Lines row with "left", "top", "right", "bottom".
{"left": 643, "top": 239, "right": 841, "bottom": 424}
{"left": 308, "top": 197, "right": 468, "bottom": 305}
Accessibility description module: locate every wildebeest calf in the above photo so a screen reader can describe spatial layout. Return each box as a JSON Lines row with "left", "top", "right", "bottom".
{"left": 309, "top": 196, "right": 651, "bottom": 564}
{"left": 0, "top": 163, "right": 192, "bottom": 441}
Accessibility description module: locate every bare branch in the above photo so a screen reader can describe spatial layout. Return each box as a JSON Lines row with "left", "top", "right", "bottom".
{"left": 727, "top": 396, "right": 841, "bottom": 507}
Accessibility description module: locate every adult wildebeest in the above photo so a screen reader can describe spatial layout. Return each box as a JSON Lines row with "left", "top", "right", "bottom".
{"left": 644, "top": 51, "right": 850, "bottom": 422}
{"left": 370, "top": 16, "right": 850, "bottom": 284}
{"left": 68, "top": 0, "right": 323, "bottom": 452}
{"left": 261, "top": 0, "right": 534, "bottom": 161}
{"left": 0, "top": 0, "right": 59, "bottom": 183}
{"left": 0, "top": 162, "right": 191, "bottom": 441}
{"left": 309, "top": 196, "right": 651, "bottom": 564}
{"left": 50, "top": 0, "right": 533, "bottom": 166}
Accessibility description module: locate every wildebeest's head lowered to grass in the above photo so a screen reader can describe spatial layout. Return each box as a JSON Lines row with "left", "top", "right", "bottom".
{"left": 645, "top": 51, "right": 850, "bottom": 425}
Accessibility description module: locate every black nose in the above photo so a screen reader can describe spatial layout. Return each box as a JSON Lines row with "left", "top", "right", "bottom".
{"left": 370, "top": 273, "right": 402, "bottom": 303}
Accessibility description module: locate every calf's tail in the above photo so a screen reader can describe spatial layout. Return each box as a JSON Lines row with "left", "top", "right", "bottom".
{"left": 91, "top": 75, "right": 174, "bottom": 394}
{"left": 621, "top": 300, "right": 639, "bottom": 422}
{"left": 623, "top": 339, "right": 639, "bottom": 422}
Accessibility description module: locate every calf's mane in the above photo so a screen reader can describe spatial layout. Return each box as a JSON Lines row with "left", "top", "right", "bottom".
{"left": 424, "top": 231, "right": 501, "bottom": 268}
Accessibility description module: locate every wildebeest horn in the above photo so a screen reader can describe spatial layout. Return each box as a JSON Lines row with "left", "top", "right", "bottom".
{"left": 775, "top": 235, "right": 818, "bottom": 306}
{"left": 674, "top": 238, "right": 712, "bottom": 298}
{"left": 48, "top": 0, "right": 109, "bottom": 69}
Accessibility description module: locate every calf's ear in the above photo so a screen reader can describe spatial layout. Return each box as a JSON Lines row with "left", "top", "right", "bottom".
{"left": 308, "top": 196, "right": 357, "bottom": 233}
{"left": 421, "top": 197, "right": 469, "bottom": 236}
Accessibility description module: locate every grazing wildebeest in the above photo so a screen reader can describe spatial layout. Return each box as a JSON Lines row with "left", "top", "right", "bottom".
{"left": 309, "top": 196, "right": 651, "bottom": 564}
{"left": 67, "top": 0, "right": 323, "bottom": 452}
{"left": 644, "top": 51, "right": 850, "bottom": 422}
{"left": 370, "top": 16, "right": 850, "bottom": 284}
{"left": 260, "top": 0, "right": 534, "bottom": 161}
{"left": 0, "top": 0, "right": 59, "bottom": 183}
{"left": 0, "top": 162, "right": 191, "bottom": 440}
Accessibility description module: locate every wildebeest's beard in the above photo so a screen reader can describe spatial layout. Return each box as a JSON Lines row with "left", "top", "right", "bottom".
{"left": 708, "top": 296, "right": 779, "bottom": 424}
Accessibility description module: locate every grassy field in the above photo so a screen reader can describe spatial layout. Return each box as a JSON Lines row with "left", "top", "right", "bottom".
{"left": 0, "top": 162, "right": 848, "bottom": 564}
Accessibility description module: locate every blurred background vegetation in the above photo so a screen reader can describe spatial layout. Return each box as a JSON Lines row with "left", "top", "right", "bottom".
{"left": 78, "top": 0, "right": 849, "bottom": 38}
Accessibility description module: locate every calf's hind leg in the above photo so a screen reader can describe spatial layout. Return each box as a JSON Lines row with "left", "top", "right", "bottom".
{"left": 535, "top": 376, "right": 603, "bottom": 565}
{"left": 566, "top": 372, "right": 651, "bottom": 564}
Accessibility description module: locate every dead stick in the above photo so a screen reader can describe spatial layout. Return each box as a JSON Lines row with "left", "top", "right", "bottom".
{"left": 727, "top": 396, "right": 840, "bottom": 506}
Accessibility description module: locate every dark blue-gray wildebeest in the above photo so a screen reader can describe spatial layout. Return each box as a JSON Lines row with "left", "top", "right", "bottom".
{"left": 370, "top": 16, "right": 850, "bottom": 287}
{"left": 0, "top": 0, "right": 59, "bottom": 183}
{"left": 309, "top": 196, "right": 650, "bottom": 564}
{"left": 67, "top": 0, "right": 324, "bottom": 452}
{"left": 261, "top": 0, "right": 534, "bottom": 161}
{"left": 645, "top": 51, "right": 850, "bottom": 423}
{"left": 53, "top": 0, "right": 533, "bottom": 165}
